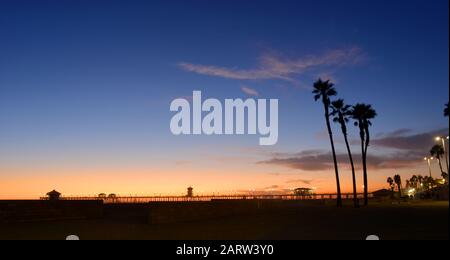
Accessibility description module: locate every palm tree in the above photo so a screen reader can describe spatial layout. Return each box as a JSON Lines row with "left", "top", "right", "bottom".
{"left": 387, "top": 177, "right": 395, "bottom": 199}
{"left": 410, "top": 175, "right": 418, "bottom": 189}
{"left": 442, "top": 172, "right": 449, "bottom": 183}
{"left": 423, "top": 176, "right": 435, "bottom": 190}
{"left": 430, "top": 145, "right": 445, "bottom": 175}
{"left": 352, "top": 103, "right": 377, "bottom": 206}
{"left": 331, "top": 99, "right": 359, "bottom": 208}
{"left": 313, "top": 79, "right": 342, "bottom": 207}
{"left": 444, "top": 103, "right": 449, "bottom": 117}
{"left": 417, "top": 175, "right": 424, "bottom": 190}
{"left": 405, "top": 180, "right": 411, "bottom": 189}
{"left": 362, "top": 106, "right": 377, "bottom": 157}
{"left": 394, "top": 175, "right": 402, "bottom": 197}
{"left": 387, "top": 177, "right": 394, "bottom": 191}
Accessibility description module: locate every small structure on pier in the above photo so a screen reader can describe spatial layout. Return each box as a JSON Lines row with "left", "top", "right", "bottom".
{"left": 107, "top": 193, "right": 118, "bottom": 203}
{"left": 187, "top": 187, "right": 194, "bottom": 197}
{"left": 294, "top": 188, "right": 314, "bottom": 196}
{"left": 46, "top": 190, "right": 61, "bottom": 201}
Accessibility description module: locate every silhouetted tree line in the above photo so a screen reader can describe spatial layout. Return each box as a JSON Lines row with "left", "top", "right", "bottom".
{"left": 386, "top": 102, "right": 449, "bottom": 199}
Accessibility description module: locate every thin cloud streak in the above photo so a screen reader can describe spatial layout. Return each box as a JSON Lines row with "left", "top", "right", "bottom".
{"left": 241, "top": 86, "right": 259, "bottom": 97}
{"left": 286, "top": 179, "right": 313, "bottom": 185}
{"left": 179, "top": 47, "right": 366, "bottom": 84}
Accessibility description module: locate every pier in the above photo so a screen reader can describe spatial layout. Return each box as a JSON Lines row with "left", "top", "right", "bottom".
{"left": 40, "top": 193, "right": 373, "bottom": 204}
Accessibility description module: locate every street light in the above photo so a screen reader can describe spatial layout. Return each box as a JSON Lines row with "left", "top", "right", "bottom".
{"left": 435, "top": 136, "right": 449, "bottom": 173}
{"left": 424, "top": 156, "right": 434, "bottom": 178}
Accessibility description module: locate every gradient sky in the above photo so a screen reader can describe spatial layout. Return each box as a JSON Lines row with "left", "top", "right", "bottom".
{"left": 0, "top": 0, "right": 449, "bottom": 199}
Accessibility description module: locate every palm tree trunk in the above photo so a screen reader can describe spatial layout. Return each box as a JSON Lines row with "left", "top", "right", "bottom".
{"left": 438, "top": 157, "right": 444, "bottom": 175}
{"left": 362, "top": 151, "right": 368, "bottom": 205}
{"left": 324, "top": 104, "right": 342, "bottom": 207}
{"left": 342, "top": 128, "right": 359, "bottom": 208}
{"left": 363, "top": 125, "right": 371, "bottom": 206}
{"left": 359, "top": 123, "right": 368, "bottom": 206}
{"left": 364, "top": 127, "right": 370, "bottom": 156}
{"left": 445, "top": 152, "right": 449, "bottom": 175}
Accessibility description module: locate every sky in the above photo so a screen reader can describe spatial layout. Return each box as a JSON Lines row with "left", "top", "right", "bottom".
{"left": 0, "top": 0, "right": 449, "bottom": 199}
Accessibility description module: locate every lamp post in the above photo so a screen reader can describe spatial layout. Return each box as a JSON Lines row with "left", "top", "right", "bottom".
{"left": 435, "top": 136, "right": 449, "bottom": 173}
{"left": 424, "top": 156, "right": 434, "bottom": 178}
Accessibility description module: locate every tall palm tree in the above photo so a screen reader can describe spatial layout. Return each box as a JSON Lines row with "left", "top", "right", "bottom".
{"left": 430, "top": 145, "right": 445, "bottom": 175}
{"left": 313, "top": 79, "right": 342, "bottom": 207}
{"left": 331, "top": 99, "right": 359, "bottom": 208}
{"left": 394, "top": 174, "right": 402, "bottom": 197}
{"left": 352, "top": 104, "right": 377, "bottom": 206}
{"left": 362, "top": 107, "right": 377, "bottom": 158}
{"left": 444, "top": 103, "right": 449, "bottom": 117}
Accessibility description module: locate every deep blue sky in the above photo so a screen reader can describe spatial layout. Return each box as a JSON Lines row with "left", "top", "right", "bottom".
{"left": 0, "top": 0, "right": 448, "bottom": 197}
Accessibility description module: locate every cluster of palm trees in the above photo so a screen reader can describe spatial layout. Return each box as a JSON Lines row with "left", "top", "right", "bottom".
{"left": 313, "top": 79, "right": 377, "bottom": 208}
{"left": 387, "top": 175, "right": 403, "bottom": 197}
{"left": 388, "top": 174, "right": 443, "bottom": 197}
{"left": 406, "top": 175, "right": 440, "bottom": 191}
{"left": 386, "top": 102, "right": 449, "bottom": 198}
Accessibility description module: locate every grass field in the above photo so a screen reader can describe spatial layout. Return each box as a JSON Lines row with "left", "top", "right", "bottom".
{"left": 0, "top": 201, "right": 447, "bottom": 240}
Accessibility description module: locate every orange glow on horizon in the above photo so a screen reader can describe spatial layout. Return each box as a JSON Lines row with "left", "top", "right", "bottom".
{"left": 0, "top": 162, "right": 432, "bottom": 200}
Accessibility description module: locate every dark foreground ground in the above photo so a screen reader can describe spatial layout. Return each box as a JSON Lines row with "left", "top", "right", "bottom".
{"left": 0, "top": 201, "right": 448, "bottom": 240}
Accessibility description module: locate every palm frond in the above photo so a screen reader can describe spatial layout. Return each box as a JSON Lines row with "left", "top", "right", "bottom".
{"left": 327, "top": 88, "right": 337, "bottom": 97}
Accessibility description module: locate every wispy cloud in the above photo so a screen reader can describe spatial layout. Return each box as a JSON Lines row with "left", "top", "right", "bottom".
{"left": 178, "top": 47, "right": 366, "bottom": 85}
{"left": 241, "top": 86, "right": 259, "bottom": 97}
{"left": 259, "top": 149, "right": 423, "bottom": 172}
{"left": 286, "top": 179, "right": 313, "bottom": 185}
{"left": 264, "top": 185, "right": 280, "bottom": 190}
{"left": 175, "top": 160, "right": 192, "bottom": 166}
{"left": 260, "top": 128, "right": 449, "bottom": 172}
{"left": 372, "top": 128, "right": 449, "bottom": 151}
{"left": 236, "top": 187, "right": 294, "bottom": 195}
